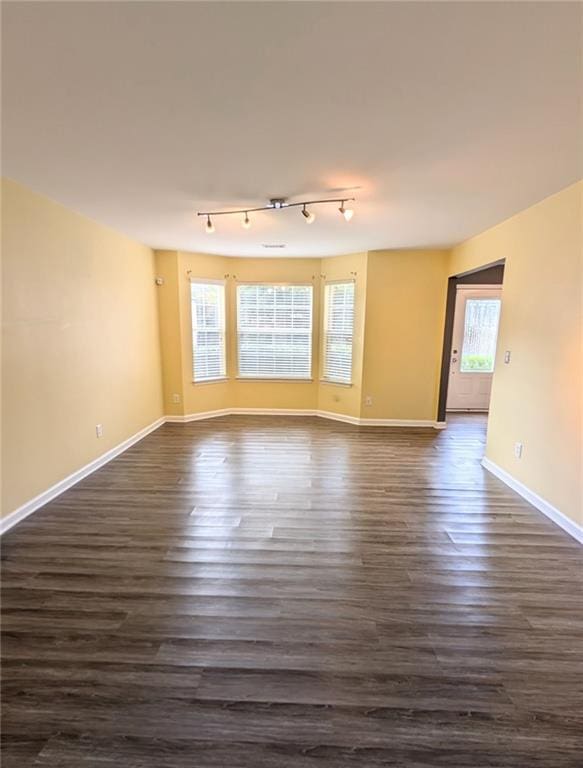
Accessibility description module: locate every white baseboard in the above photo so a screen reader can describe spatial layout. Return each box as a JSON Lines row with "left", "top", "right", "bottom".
{"left": 482, "top": 457, "right": 583, "bottom": 545}
{"left": 1, "top": 409, "right": 445, "bottom": 534}
{"left": 317, "top": 410, "right": 361, "bottom": 425}
{"left": 0, "top": 417, "right": 166, "bottom": 535}
{"left": 320, "top": 412, "right": 445, "bottom": 429}
{"left": 173, "top": 408, "right": 446, "bottom": 429}
{"left": 165, "top": 409, "right": 231, "bottom": 423}
{"left": 232, "top": 408, "right": 318, "bottom": 417}
{"left": 359, "top": 417, "right": 443, "bottom": 428}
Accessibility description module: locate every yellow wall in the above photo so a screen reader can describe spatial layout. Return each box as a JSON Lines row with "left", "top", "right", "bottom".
{"left": 449, "top": 181, "right": 583, "bottom": 527}
{"left": 155, "top": 250, "right": 231, "bottom": 416}
{"left": 219, "top": 254, "right": 321, "bottom": 411}
{"left": 1, "top": 179, "right": 163, "bottom": 516}
{"left": 156, "top": 250, "right": 371, "bottom": 417}
{"left": 155, "top": 248, "right": 447, "bottom": 423}
{"left": 155, "top": 250, "right": 186, "bottom": 417}
{"left": 7, "top": 177, "right": 579, "bottom": 530}
{"left": 361, "top": 250, "right": 448, "bottom": 420}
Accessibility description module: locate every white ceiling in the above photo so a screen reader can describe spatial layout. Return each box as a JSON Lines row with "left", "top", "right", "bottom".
{"left": 3, "top": 1, "right": 582, "bottom": 257}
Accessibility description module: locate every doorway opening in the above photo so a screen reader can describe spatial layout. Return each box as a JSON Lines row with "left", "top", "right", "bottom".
{"left": 447, "top": 285, "right": 502, "bottom": 411}
{"left": 437, "top": 262, "right": 505, "bottom": 423}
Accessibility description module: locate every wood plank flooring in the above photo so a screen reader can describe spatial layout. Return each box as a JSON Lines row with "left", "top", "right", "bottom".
{"left": 2, "top": 414, "right": 582, "bottom": 767}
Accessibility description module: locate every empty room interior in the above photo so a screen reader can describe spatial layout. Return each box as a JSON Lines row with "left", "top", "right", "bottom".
{"left": 1, "top": 1, "right": 582, "bottom": 766}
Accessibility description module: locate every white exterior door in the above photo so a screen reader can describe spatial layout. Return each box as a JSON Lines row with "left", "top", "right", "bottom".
{"left": 446, "top": 286, "right": 502, "bottom": 411}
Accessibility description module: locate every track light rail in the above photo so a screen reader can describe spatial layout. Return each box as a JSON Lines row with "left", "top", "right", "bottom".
{"left": 197, "top": 197, "right": 354, "bottom": 217}
{"left": 198, "top": 196, "right": 355, "bottom": 232}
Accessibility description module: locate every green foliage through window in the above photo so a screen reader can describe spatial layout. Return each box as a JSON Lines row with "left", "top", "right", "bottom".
{"left": 461, "top": 354, "right": 494, "bottom": 372}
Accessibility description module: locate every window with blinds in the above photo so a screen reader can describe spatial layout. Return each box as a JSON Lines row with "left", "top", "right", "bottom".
{"left": 237, "top": 284, "right": 313, "bottom": 379}
{"left": 323, "top": 281, "right": 355, "bottom": 384}
{"left": 190, "top": 280, "right": 226, "bottom": 382}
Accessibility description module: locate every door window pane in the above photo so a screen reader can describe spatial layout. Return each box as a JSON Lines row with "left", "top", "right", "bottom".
{"left": 460, "top": 298, "right": 501, "bottom": 373}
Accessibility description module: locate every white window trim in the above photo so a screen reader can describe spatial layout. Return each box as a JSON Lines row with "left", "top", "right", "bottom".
{"left": 319, "top": 379, "right": 353, "bottom": 388}
{"left": 322, "top": 279, "right": 355, "bottom": 386}
{"left": 236, "top": 282, "right": 314, "bottom": 381}
{"left": 190, "top": 277, "right": 227, "bottom": 285}
{"left": 190, "top": 278, "right": 227, "bottom": 383}
{"left": 236, "top": 280, "right": 314, "bottom": 287}
{"left": 192, "top": 377, "right": 229, "bottom": 386}
{"left": 235, "top": 377, "right": 314, "bottom": 383}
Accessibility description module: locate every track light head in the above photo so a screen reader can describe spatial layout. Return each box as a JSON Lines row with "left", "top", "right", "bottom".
{"left": 302, "top": 205, "right": 315, "bottom": 224}
{"left": 339, "top": 202, "right": 354, "bottom": 221}
{"left": 205, "top": 215, "right": 215, "bottom": 234}
{"left": 242, "top": 212, "right": 251, "bottom": 230}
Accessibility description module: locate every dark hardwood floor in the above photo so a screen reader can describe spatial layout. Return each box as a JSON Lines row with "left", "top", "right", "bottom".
{"left": 2, "top": 414, "right": 582, "bottom": 767}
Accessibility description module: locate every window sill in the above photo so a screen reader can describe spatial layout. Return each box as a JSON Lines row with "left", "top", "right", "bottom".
{"left": 192, "top": 377, "right": 229, "bottom": 385}
{"left": 320, "top": 379, "right": 353, "bottom": 388}
{"left": 235, "top": 377, "right": 314, "bottom": 383}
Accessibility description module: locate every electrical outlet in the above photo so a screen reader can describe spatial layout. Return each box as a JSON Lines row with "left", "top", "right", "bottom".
{"left": 514, "top": 442, "right": 523, "bottom": 459}
{"left": 365, "top": 396, "right": 373, "bottom": 407}
{"left": 96, "top": 424, "right": 103, "bottom": 438}
{"left": 504, "top": 350, "right": 511, "bottom": 364}
{"left": 172, "top": 393, "right": 181, "bottom": 404}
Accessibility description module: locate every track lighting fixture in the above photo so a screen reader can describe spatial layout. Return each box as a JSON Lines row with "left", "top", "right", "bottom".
{"left": 301, "top": 205, "right": 315, "bottom": 224}
{"left": 339, "top": 201, "right": 354, "bottom": 221}
{"left": 197, "top": 196, "right": 355, "bottom": 232}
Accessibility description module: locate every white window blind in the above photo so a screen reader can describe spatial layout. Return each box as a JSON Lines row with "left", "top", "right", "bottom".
{"left": 237, "top": 284, "right": 313, "bottom": 379}
{"left": 323, "top": 281, "right": 355, "bottom": 384}
{"left": 191, "top": 281, "right": 226, "bottom": 382}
